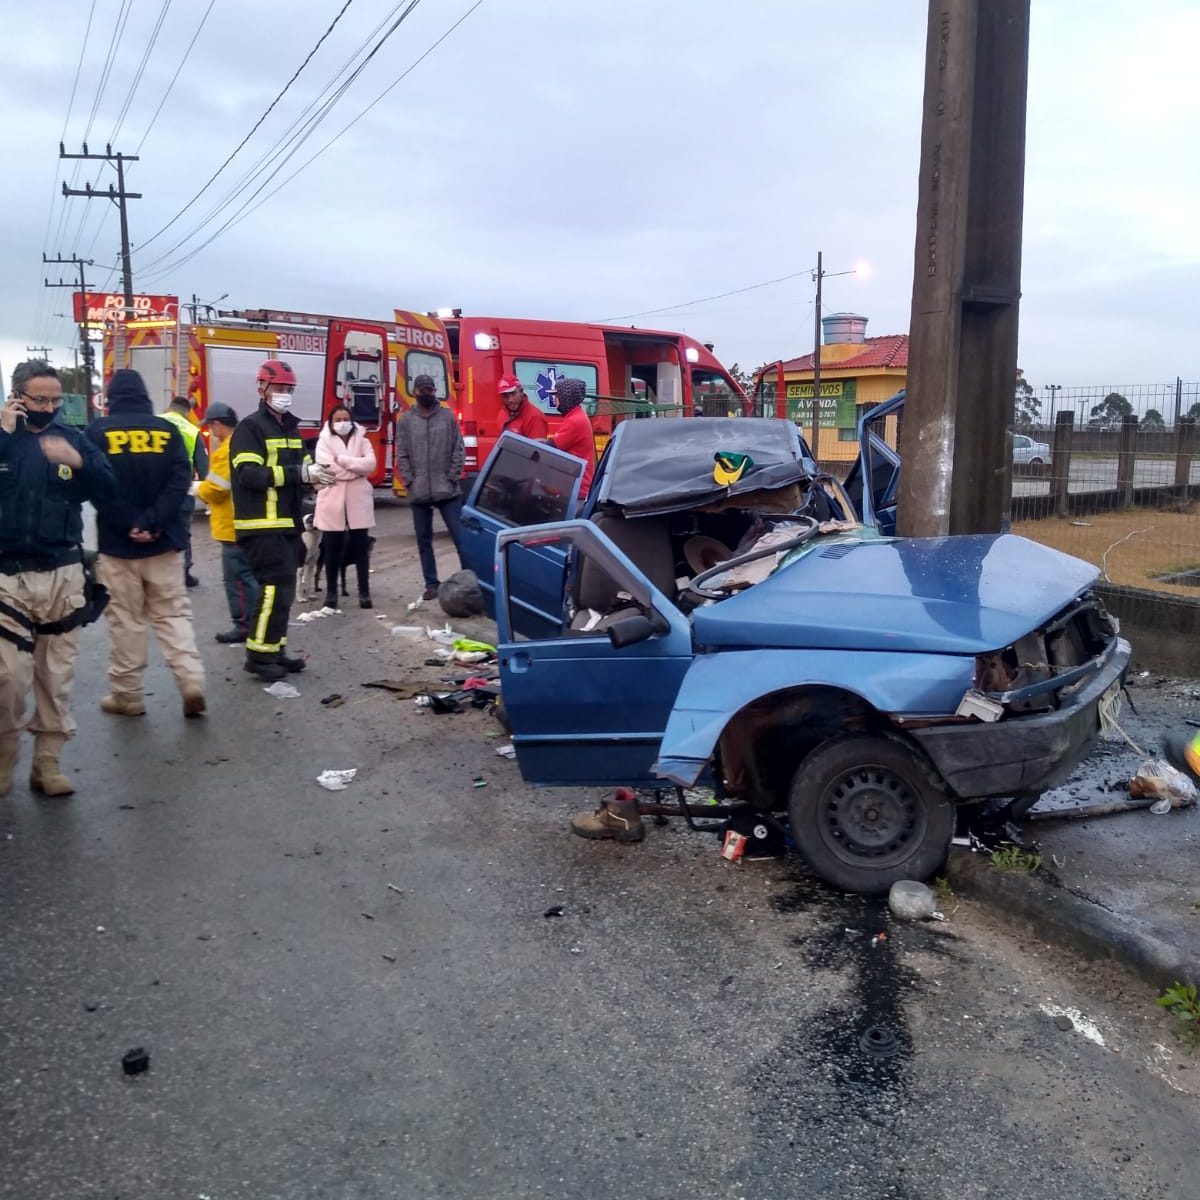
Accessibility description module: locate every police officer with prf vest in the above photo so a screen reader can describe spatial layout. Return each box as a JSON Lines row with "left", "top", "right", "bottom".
{"left": 230, "top": 360, "right": 333, "bottom": 682}
{"left": 87, "top": 369, "right": 207, "bottom": 719}
{"left": 0, "top": 360, "right": 116, "bottom": 798}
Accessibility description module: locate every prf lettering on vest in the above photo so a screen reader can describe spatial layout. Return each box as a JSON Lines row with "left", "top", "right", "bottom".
{"left": 104, "top": 429, "right": 172, "bottom": 454}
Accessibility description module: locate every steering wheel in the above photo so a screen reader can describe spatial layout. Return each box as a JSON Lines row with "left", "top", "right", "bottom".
{"left": 682, "top": 516, "right": 819, "bottom": 604}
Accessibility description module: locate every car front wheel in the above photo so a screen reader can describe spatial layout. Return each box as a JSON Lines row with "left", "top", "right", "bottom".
{"left": 787, "top": 735, "right": 954, "bottom": 895}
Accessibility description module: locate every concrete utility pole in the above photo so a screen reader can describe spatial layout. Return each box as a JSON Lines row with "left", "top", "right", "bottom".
{"left": 25, "top": 345, "right": 53, "bottom": 361}
{"left": 43, "top": 253, "right": 97, "bottom": 390}
{"left": 59, "top": 143, "right": 141, "bottom": 316}
{"left": 895, "top": 0, "right": 1031, "bottom": 537}
{"left": 810, "top": 251, "right": 824, "bottom": 462}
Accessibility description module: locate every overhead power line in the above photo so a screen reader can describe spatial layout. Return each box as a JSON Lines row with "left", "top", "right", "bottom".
{"left": 110, "top": 0, "right": 173, "bottom": 145}
{"left": 140, "top": 0, "right": 484, "bottom": 283}
{"left": 598, "top": 268, "right": 817, "bottom": 323}
{"left": 138, "top": 0, "right": 410, "bottom": 276}
{"left": 135, "top": 0, "right": 216, "bottom": 153}
{"left": 138, "top": 0, "right": 428, "bottom": 279}
{"left": 135, "top": 0, "right": 357, "bottom": 253}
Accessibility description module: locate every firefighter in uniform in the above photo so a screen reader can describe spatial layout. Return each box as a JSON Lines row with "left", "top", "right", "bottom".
{"left": 230, "top": 360, "right": 333, "bottom": 682}
{"left": 0, "top": 360, "right": 117, "bottom": 797}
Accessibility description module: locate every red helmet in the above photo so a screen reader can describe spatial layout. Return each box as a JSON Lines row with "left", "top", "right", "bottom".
{"left": 257, "top": 359, "right": 296, "bottom": 386}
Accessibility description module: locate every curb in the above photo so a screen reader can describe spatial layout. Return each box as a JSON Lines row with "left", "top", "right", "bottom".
{"left": 944, "top": 848, "right": 1199, "bottom": 991}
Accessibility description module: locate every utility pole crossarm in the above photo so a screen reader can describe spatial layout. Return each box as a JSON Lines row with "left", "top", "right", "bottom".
{"left": 58, "top": 144, "right": 140, "bottom": 313}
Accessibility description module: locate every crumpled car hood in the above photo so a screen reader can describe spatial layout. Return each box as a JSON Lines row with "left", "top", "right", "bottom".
{"left": 689, "top": 534, "right": 1099, "bottom": 655}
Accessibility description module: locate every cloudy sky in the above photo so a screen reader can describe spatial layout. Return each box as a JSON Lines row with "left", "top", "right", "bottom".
{"left": 3, "top": 0, "right": 1199, "bottom": 399}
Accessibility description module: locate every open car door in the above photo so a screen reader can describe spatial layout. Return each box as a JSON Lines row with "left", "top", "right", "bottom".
{"left": 324, "top": 319, "right": 391, "bottom": 487}
{"left": 494, "top": 520, "right": 694, "bottom": 787}
{"left": 841, "top": 390, "right": 902, "bottom": 535}
{"left": 459, "top": 433, "right": 584, "bottom": 640}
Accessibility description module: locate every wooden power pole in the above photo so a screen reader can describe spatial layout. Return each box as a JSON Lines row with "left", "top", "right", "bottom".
{"left": 896, "top": 0, "right": 1031, "bottom": 537}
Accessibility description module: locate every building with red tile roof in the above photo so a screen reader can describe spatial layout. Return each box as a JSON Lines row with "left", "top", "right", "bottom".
{"left": 756, "top": 314, "right": 908, "bottom": 463}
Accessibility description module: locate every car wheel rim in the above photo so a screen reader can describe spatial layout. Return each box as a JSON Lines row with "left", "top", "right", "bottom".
{"left": 817, "top": 764, "right": 927, "bottom": 866}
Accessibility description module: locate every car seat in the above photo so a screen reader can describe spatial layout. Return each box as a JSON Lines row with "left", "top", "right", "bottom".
{"left": 568, "top": 513, "right": 675, "bottom": 632}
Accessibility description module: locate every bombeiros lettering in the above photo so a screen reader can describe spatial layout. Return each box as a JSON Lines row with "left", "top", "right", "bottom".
{"left": 392, "top": 324, "right": 446, "bottom": 351}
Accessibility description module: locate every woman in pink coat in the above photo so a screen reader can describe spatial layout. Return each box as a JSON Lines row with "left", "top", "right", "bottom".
{"left": 314, "top": 406, "right": 377, "bottom": 608}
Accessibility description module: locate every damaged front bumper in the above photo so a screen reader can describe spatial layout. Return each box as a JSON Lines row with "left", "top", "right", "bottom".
{"left": 909, "top": 636, "right": 1132, "bottom": 799}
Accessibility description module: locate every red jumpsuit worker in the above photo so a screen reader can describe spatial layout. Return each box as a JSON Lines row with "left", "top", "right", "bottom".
{"left": 497, "top": 375, "right": 549, "bottom": 441}
{"left": 548, "top": 376, "right": 596, "bottom": 499}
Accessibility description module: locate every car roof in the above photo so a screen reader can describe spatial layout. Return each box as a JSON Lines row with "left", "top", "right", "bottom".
{"left": 596, "top": 417, "right": 813, "bottom": 516}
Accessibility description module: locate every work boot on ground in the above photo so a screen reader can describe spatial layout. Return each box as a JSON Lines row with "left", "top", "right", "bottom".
{"left": 0, "top": 747, "right": 17, "bottom": 797}
{"left": 30, "top": 755, "right": 75, "bottom": 797}
{"left": 182, "top": 690, "right": 207, "bottom": 718}
{"left": 278, "top": 653, "right": 307, "bottom": 673}
{"left": 1163, "top": 733, "right": 1200, "bottom": 785}
{"left": 570, "top": 788, "right": 644, "bottom": 843}
{"left": 244, "top": 659, "right": 287, "bottom": 683}
{"left": 421, "top": 585, "right": 439, "bottom": 601}
{"left": 100, "top": 694, "right": 146, "bottom": 717}
{"left": 215, "top": 629, "right": 247, "bottom": 644}
{"left": 359, "top": 594, "right": 373, "bottom": 609}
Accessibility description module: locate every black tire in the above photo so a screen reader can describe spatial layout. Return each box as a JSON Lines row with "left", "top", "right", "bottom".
{"left": 1029, "top": 457, "right": 1045, "bottom": 478}
{"left": 787, "top": 735, "right": 954, "bottom": 895}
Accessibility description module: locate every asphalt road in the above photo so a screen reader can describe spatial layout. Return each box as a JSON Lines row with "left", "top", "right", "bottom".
{"left": 1012, "top": 456, "right": 1200, "bottom": 497}
{"left": 2, "top": 505, "right": 1198, "bottom": 1200}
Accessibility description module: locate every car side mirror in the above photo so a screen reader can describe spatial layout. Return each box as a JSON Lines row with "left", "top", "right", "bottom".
{"left": 607, "top": 612, "right": 661, "bottom": 649}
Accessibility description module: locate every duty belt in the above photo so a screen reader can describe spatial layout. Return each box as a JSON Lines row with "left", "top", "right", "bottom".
{"left": 0, "top": 548, "right": 84, "bottom": 575}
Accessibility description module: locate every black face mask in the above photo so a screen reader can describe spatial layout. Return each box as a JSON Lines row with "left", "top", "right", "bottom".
{"left": 416, "top": 394, "right": 438, "bottom": 409}
{"left": 24, "top": 409, "right": 56, "bottom": 430}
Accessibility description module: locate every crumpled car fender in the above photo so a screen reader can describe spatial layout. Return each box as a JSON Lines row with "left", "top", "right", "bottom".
{"left": 652, "top": 648, "right": 975, "bottom": 786}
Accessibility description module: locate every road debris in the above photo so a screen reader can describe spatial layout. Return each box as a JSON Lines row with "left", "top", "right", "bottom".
{"left": 388, "top": 625, "right": 423, "bottom": 637}
{"left": 386, "top": 883, "right": 403, "bottom": 894}
{"left": 364, "top": 679, "right": 433, "bottom": 699}
{"left": 473, "top": 778, "right": 487, "bottom": 789}
{"left": 121, "top": 1047, "right": 150, "bottom": 1075}
{"left": 543, "top": 905, "right": 564, "bottom": 918}
{"left": 888, "top": 880, "right": 945, "bottom": 922}
{"left": 495, "top": 743, "right": 516, "bottom": 759}
{"left": 381, "top": 953, "right": 397, "bottom": 963}
{"left": 295, "top": 606, "right": 343, "bottom": 623}
{"left": 1129, "top": 758, "right": 1198, "bottom": 812}
{"left": 319, "top": 693, "right": 344, "bottom": 708}
{"left": 1039, "top": 1002, "right": 1107, "bottom": 1047}
{"left": 316, "top": 768, "right": 357, "bottom": 791}
{"left": 263, "top": 681, "right": 300, "bottom": 699}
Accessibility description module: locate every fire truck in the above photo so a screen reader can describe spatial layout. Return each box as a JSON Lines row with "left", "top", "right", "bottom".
{"left": 102, "top": 307, "right": 748, "bottom": 490}
{"left": 103, "top": 308, "right": 450, "bottom": 490}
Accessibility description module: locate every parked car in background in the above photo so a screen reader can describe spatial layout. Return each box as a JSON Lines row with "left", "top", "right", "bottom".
{"left": 460, "top": 407, "right": 1129, "bottom": 895}
{"left": 1012, "top": 433, "right": 1050, "bottom": 473}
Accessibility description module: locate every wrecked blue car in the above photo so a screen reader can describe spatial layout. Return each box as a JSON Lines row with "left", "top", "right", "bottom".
{"left": 460, "top": 412, "right": 1130, "bottom": 894}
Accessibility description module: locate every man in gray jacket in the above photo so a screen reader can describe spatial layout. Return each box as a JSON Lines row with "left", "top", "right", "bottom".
{"left": 395, "top": 374, "right": 466, "bottom": 600}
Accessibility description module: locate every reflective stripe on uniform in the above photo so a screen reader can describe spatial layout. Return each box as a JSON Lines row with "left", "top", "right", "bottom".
{"left": 205, "top": 471, "right": 231, "bottom": 491}
{"left": 247, "top": 584, "right": 282, "bottom": 653}
{"left": 264, "top": 437, "right": 295, "bottom": 524}
{"left": 233, "top": 451, "right": 265, "bottom": 467}
{"left": 233, "top": 517, "right": 294, "bottom": 531}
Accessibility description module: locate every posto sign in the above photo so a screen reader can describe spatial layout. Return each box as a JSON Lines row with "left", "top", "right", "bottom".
{"left": 73, "top": 292, "right": 179, "bottom": 328}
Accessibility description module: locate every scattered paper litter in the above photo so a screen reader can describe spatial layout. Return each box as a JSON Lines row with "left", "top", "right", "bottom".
{"left": 263, "top": 681, "right": 300, "bottom": 698}
{"left": 426, "top": 624, "right": 464, "bottom": 645}
{"left": 317, "top": 768, "right": 358, "bottom": 791}
{"left": 495, "top": 743, "right": 516, "bottom": 759}
{"left": 389, "top": 625, "right": 423, "bottom": 636}
{"left": 295, "top": 606, "right": 343, "bottom": 623}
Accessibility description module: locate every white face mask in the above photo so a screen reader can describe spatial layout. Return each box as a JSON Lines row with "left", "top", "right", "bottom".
{"left": 333, "top": 420, "right": 352, "bottom": 435}
{"left": 267, "top": 390, "right": 293, "bottom": 414}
